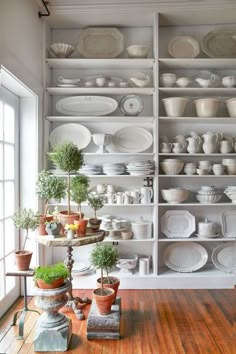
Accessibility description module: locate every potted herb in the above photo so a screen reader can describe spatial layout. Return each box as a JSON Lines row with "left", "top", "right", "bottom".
{"left": 34, "top": 262, "right": 69, "bottom": 289}
{"left": 48, "top": 142, "right": 84, "bottom": 225}
{"left": 36, "top": 170, "right": 66, "bottom": 235}
{"left": 12, "top": 209, "right": 40, "bottom": 270}
{"left": 45, "top": 219, "right": 62, "bottom": 236}
{"left": 87, "top": 193, "right": 104, "bottom": 231}
{"left": 71, "top": 175, "right": 89, "bottom": 236}
{"left": 90, "top": 244, "right": 119, "bottom": 315}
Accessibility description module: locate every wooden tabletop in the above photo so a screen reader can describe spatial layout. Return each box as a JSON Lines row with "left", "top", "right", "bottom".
{"left": 35, "top": 231, "right": 105, "bottom": 247}
{"left": 6, "top": 268, "right": 35, "bottom": 277}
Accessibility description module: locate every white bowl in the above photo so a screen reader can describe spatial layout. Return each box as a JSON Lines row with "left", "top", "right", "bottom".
{"left": 126, "top": 45, "right": 150, "bottom": 58}
{"left": 196, "top": 194, "right": 222, "bottom": 203}
{"left": 225, "top": 165, "right": 236, "bottom": 175}
{"left": 194, "top": 98, "right": 220, "bottom": 118}
{"left": 121, "top": 231, "right": 133, "bottom": 240}
{"left": 224, "top": 192, "right": 236, "bottom": 203}
{"left": 162, "top": 97, "right": 189, "bottom": 117}
{"left": 116, "top": 254, "right": 138, "bottom": 272}
{"left": 225, "top": 98, "right": 236, "bottom": 117}
{"left": 160, "top": 161, "right": 184, "bottom": 175}
{"left": 161, "top": 188, "right": 189, "bottom": 204}
{"left": 49, "top": 43, "right": 74, "bottom": 58}
{"left": 196, "top": 168, "right": 209, "bottom": 175}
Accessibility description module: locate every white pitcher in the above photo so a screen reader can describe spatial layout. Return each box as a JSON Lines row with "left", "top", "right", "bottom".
{"left": 140, "top": 187, "right": 153, "bottom": 204}
{"left": 186, "top": 136, "right": 201, "bottom": 154}
{"left": 202, "top": 132, "right": 221, "bottom": 154}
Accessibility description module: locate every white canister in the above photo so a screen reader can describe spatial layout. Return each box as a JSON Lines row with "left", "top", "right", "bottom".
{"left": 130, "top": 190, "right": 141, "bottom": 204}
{"left": 197, "top": 219, "right": 217, "bottom": 236}
{"left": 131, "top": 218, "right": 152, "bottom": 239}
{"left": 139, "top": 257, "right": 150, "bottom": 275}
{"left": 140, "top": 187, "right": 153, "bottom": 204}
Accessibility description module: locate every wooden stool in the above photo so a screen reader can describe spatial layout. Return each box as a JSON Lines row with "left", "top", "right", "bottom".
{"left": 6, "top": 269, "right": 40, "bottom": 340}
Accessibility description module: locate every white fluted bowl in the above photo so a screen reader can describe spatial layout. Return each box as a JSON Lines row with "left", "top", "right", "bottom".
{"left": 162, "top": 97, "right": 189, "bottom": 117}
{"left": 160, "top": 161, "right": 184, "bottom": 175}
{"left": 49, "top": 43, "right": 74, "bottom": 58}
{"left": 161, "top": 188, "right": 189, "bottom": 204}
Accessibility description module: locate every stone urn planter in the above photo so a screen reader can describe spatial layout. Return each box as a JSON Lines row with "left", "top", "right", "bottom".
{"left": 34, "top": 279, "right": 72, "bottom": 352}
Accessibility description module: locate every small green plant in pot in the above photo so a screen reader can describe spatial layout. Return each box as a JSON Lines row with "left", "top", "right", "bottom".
{"left": 48, "top": 142, "right": 84, "bottom": 225}
{"left": 12, "top": 209, "right": 40, "bottom": 270}
{"left": 71, "top": 176, "right": 89, "bottom": 236}
{"left": 34, "top": 262, "right": 69, "bottom": 289}
{"left": 90, "top": 244, "right": 119, "bottom": 315}
{"left": 36, "top": 170, "right": 66, "bottom": 235}
{"left": 87, "top": 193, "right": 104, "bottom": 231}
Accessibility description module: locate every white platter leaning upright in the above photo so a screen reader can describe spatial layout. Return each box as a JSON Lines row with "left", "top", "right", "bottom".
{"left": 211, "top": 243, "right": 236, "bottom": 273}
{"left": 56, "top": 96, "right": 118, "bottom": 116}
{"left": 163, "top": 242, "right": 208, "bottom": 272}
{"left": 112, "top": 126, "right": 153, "bottom": 153}
{"left": 49, "top": 123, "right": 91, "bottom": 149}
{"left": 161, "top": 210, "right": 196, "bottom": 239}
{"left": 221, "top": 210, "right": 236, "bottom": 238}
{"left": 201, "top": 31, "right": 236, "bottom": 58}
{"left": 168, "top": 36, "right": 200, "bottom": 58}
{"left": 77, "top": 27, "right": 124, "bottom": 58}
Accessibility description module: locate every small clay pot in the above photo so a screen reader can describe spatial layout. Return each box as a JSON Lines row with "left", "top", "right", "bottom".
{"left": 93, "top": 287, "right": 115, "bottom": 315}
{"left": 15, "top": 250, "right": 33, "bottom": 271}
{"left": 89, "top": 218, "right": 102, "bottom": 231}
{"left": 74, "top": 219, "right": 88, "bottom": 237}
{"left": 36, "top": 277, "right": 64, "bottom": 289}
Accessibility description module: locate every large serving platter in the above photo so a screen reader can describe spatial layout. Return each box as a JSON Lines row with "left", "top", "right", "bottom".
{"left": 201, "top": 31, "right": 236, "bottom": 58}
{"left": 161, "top": 210, "right": 196, "bottom": 239}
{"left": 211, "top": 243, "right": 236, "bottom": 273}
{"left": 112, "top": 127, "right": 153, "bottom": 153}
{"left": 163, "top": 242, "right": 208, "bottom": 272}
{"left": 168, "top": 36, "right": 200, "bottom": 58}
{"left": 56, "top": 96, "right": 118, "bottom": 116}
{"left": 221, "top": 210, "right": 236, "bottom": 238}
{"left": 77, "top": 27, "right": 124, "bottom": 58}
{"left": 49, "top": 123, "right": 91, "bottom": 149}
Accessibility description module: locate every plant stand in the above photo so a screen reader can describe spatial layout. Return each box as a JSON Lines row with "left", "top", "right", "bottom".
{"left": 87, "top": 297, "right": 121, "bottom": 340}
{"left": 34, "top": 279, "right": 72, "bottom": 352}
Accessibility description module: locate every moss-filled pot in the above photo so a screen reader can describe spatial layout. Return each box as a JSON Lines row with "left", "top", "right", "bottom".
{"left": 36, "top": 277, "right": 65, "bottom": 289}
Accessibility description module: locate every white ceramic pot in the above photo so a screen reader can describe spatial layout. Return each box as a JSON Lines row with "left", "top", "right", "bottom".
{"left": 176, "top": 77, "right": 192, "bottom": 88}
{"left": 131, "top": 218, "right": 152, "bottom": 239}
{"left": 162, "top": 97, "right": 189, "bottom": 117}
{"left": 194, "top": 98, "right": 220, "bottom": 118}
{"left": 225, "top": 98, "right": 236, "bottom": 118}
{"left": 126, "top": 45, "right": 150, "bottom": 58}
{"left": 197, "top": 219, "right": 217, "bottom": 236}
{"left": 222, "top": 76, "right": 236, "bottom": 88}
{"left": 160, "top": 73, "right": 176, "bottom": 87}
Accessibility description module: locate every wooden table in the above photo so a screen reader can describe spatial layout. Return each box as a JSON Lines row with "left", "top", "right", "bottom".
{"left": 35, "top": 231, "right": 105, "bottom": 320}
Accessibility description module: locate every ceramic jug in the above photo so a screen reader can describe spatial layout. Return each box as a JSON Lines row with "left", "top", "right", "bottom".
{"left": 160, "top": 142, "right": 172, "bottom": 153}
{"left": 220, "top": 140, "right": 233, "bottom": 154}
{"left": 202, "top": 132, "right": 221, "bottom": 154}
{"left": 186, "top": 136, "right": 201, "bottom": 154}
{"left": 222, "top": 76, "right": 236, "bottom": 88}
{"left": 172, "top": 142, "right": 184, "bottom": 153}
{"left": 195, "top": 74, "right": 217, "bottom": 88}
{"left": 173, "top": 135, "right": 187, "bottom": 152}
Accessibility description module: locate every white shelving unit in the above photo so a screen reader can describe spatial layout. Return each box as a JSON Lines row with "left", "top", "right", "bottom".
{"left": 42, "top": 9, "right": 236, "bottom": 289}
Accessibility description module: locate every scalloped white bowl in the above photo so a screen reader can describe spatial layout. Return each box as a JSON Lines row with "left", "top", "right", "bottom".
{"left": 49, "top": 43, "right": 74, "bottom": 58}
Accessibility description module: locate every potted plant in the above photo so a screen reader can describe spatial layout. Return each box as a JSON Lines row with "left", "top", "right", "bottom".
{"left": 87, "top": 193, "right": 104, "bottom": 231}
{"left": 90, "top": 244, "right": 119, "bottom": 315}
{"left": 34, "top": 262, "right": 69, "bottom": 289}
{"left": 36, "top": 170, "right": 66, "bottom": 235}
{"left": 71, "top": 175, "right": 89, "bottom": 236}
{"left": 45, "top": 219, "right": 63, "bottom": 236}
{"left": 48, "top": 142, "right": 84, "bottom": 225}
{"left": 64, "top": 223, "right": 78, "bottom": 239}
{"left": 12, "top": 209, "right": 40, "bottom": 270}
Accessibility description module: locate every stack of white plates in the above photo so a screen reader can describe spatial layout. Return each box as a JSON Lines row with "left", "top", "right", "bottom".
{"left": 72, "top": 262, "right": 95, "bottom": 276}
{"left": 103, "top": 163, "right": 126, "bottom": 175}
{"left": 79, "top": 164, "right": 102, "bottom": 175}
{"left": 126, "top": 160, "right": 155, "bottom": 176}
{"left": 49, "top": 169, "right": 77, "bottom": 175}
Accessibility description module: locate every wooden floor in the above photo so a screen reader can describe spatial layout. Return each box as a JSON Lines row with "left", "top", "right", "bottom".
{"left": 0, "top": 289, "right": 235, "bottom": 354}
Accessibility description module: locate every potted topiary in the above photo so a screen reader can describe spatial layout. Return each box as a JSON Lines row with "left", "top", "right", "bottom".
{"left": 90, "top": 244, "right": 119, "bottom": 315}
{"left": 87, "top": 193, "right": 104, "bottom": 231}
{"left": 36, "top": 170, "right": 66, "bottom": 235}
{"left": 48, "top": 142, "right": 84, "bottom": 225}
{"left": 71, "top": 175, "right": 89, "bottom": 236}
{"left": 34, "top": 262, "right": 69, "bottom": 289}
{"left": 12, "top": 209, "right": 40, "bottom": 270}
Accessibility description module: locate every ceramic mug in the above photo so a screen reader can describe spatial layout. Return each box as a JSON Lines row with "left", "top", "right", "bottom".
{"left": 107, "top": 184, "right": 116, "bottom": 193}
{"left": 140, "top": 187, "right": 153, "bottom": 204}
{"left": 130, "top": 190, "right": 141, "bottom": 204}
{"left": 96, "top": 184, "right": 107, "bottom": 194}
{"left": 116, "top": 192, "right": 124, "bottom": 204}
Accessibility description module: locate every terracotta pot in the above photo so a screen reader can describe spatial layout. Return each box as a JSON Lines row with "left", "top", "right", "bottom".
{"left": 93, "top": 287, "right": 115, "bottom": 315}
{"left": 59, "top": 211, "right": 78, "bottom": 226}
{"left": 15, "top": 250, "right": 32, "bottom": 271}
{"left": 89, "top": 218, "right": 102, "bottom": 231}
{"left": 74, "top": 219, "right": 88, "bottom": 237}
{"left": 38, "top": 215, "right": 53, "bottom": 235}
{"left": 36, "top": 277, "right": 65, "bottom": 289}
{"left": 97, "top": 276, "right": 120, "bottom": 302}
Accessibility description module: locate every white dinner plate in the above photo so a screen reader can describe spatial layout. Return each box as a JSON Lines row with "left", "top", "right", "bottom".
{"left": 201, "top": 31, "right": 236, "bottom": 58}
{"left": 168, "top": 36, "right": 200, "bottom": 58}
{"left": 163, "top": 242, "right": 208, "bottom": 272}
{"left": 56, "top": 96, "right": 118, "bottom": 116}
{"left": 77, "top": 27, "right": 124, "bottom": 58}
{"left": 211, "top": 243, "right": 236, "bottom": 273}
{"left": 56, "top": 84, "right": 78, "bottom": 88}
{"left": 112, "top": 127, "right": 153, "bottom": 153}
{"left": 161, "top": 210, "right": 196, "bottom": 238}
{"left": 221, "top": 210, "right": 236, "bottom": 238}
{"left": 49, "top": 123, "right": 91, "bottom": 149}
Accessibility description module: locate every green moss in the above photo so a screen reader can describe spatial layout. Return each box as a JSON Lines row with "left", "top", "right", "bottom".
{"left": 34, "top": 263, "right": 69, "bottom": 285}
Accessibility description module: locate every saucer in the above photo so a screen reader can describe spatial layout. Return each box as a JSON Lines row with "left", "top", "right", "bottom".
{"left": 195, "top": 233, "right": 219, "bottom": 239}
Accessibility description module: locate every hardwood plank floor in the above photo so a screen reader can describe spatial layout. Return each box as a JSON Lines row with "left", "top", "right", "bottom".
{"left": 0, "top": 289, "right": 235, "bottom": 354}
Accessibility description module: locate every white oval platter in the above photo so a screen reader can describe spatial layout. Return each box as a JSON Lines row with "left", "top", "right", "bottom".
{"left": 161, "top": 210, "right": 196, "bottom": 238}
{"left": 211, "top": 243, "right": 236, "bottom": 273}
{"left": 49, "top": 123, "right": 91, "bottom": 149}
{"left": 168, "top": 36, "right": 200, "bottom": 58}
{"left": 112, "top": 126, "right": 153, "bottom": 153}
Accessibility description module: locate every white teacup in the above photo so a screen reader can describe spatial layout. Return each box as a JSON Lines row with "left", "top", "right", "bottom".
{"left": 96, "top": 76, "right": 106, "bottom": 87}
{"left": 160, "top": 73, "right": 176, "bottom": 87}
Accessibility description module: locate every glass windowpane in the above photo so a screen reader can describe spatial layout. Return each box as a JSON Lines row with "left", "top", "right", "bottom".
{"left": 4, "top": 182, "right": 14, "bottom": 218}
{"left": 0, "top": 143, "right": 3, "bottom": 180}
{"left": 4, "top": 144, "right": 14, "bottom": 180}
{"left": 4, "top": 219, "right": 15, "bottom": 255}
{"left": 0, "top": 260, "right": 4, "bottom": 300}
{"left": 0, "top": 221, "right": 3, "bottom": 258}
{"left": 0, "top": 101, "right": 3, "bottom": 141}
{"left": 4, "top": 104, "right": 15, "bottom": 143}
{"left": 5, "top": 253, "right": 15, "bottom": 294}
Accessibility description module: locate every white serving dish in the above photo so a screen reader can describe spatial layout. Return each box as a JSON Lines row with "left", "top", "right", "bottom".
{"left": 126, "top": 45, "right": 150, "bottom": 58}
{"left": 168, "top": 36, "right": 200, "bottom": 58}
{"left": 56, "top": 96, "right": 118, "bottom": 116}
{"left": 163, "top": 242, "right": 208, "bottom": 272}
{"left": 160, "top": 161, "right": 184, "bottom": 175}
{"left": 112, "top": 127, "right": 153, "bottom": 153}
{"left": 128, "top": 73, "right": 150, "bottom": 87}
{"left": 77, "top": 27, "right": 124, "bottom": 58}
{"left": 49, "top": 43, "right": 74, "bottom": 58}
{"left": 221, "top": 210, "right": 236, "bottom": 237}
{"left": 201, "top": 31, "right": 236, "bottom": 58}
{"left": 194, "top": 98, "right": 220, "bottom": 118}
{"left": 116, "top": 253, "right": 138, "bottom": 272}
{"left": 211, "top": 243, "right": 236, "bottom": 273}
{"left": 49, "top": 123, "right": 91, "bottom": 149}
{"left": 162, "top": 97, "right": 189, "bottom": 117}
{"left": 196, "top": 194, "right": 222, "bottom": 203}
{"left": 225, "top": 98, "right": 236, "bottom": 118}
{"left": 161, "top": 188, "right": 189, "bottom": 204}
{"left": 57, "top": 76, "right": 80, "bottom": 85}
{"left": 161, "top": 210, "right": 196, "bottom": 238}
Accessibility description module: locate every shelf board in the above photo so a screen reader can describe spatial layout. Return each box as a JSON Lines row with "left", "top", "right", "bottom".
{"left": 104, "top": 238, "right": 155, "bottom": 242}
{"left": 159, "top": 58, "right": 236, "bottom": 70}
{"left": 49, "top": 173, "right": 155, "bottom": 178}
{"left": 46, "top": 87, "right": 154, "bottom": 96}
{"left": 158, "top": 203, "right": 235, "bottom": 206}
{"left": 48, "top": 203, "right": 155, "bottom": 207}
{"left": 159, "top": 87, "right": 236, "bottom": 96}
{"left": 84, "top": 152, "right": 155, "bottom": 156}
{"left": 159, "top": 153, "right": 236, "bottom": 157}
{"left": 158, "top": 174, "right": 236, "bottom": 178}
{"left": 158, "top": 267, "right": 235, "bottom": 277}
{"left": 159, "top": 117, "right": 234, "bottom": 124}
{"left": 158, "top": 237, "right": 236, "bottom": 242}
{"left": 46, "top": 116, "right": 155, "bottom": 123}
{"left": 46, "top": 58, "right": 154, "bottom": 70}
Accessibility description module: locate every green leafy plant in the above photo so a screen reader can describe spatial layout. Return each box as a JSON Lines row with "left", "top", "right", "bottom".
{"left": 12, "top": 209, "right": 40, "bottom": 250}
{"left": 90, "top": 244, "right": 119, "bottom": 292}
{"left": 48, "top": 142, "right": 84, "bottom": 215}
{"left": 36, "top": 170, "right": 66, "bottom": 215}
{"left": 87, "top": 193, "right": 104, "bottom": 219}
{"left": 34, "top": 262, "right": 69, "bottom": 285}
{"left": 71, "top": 175, "right": 89, "bottom": 217}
